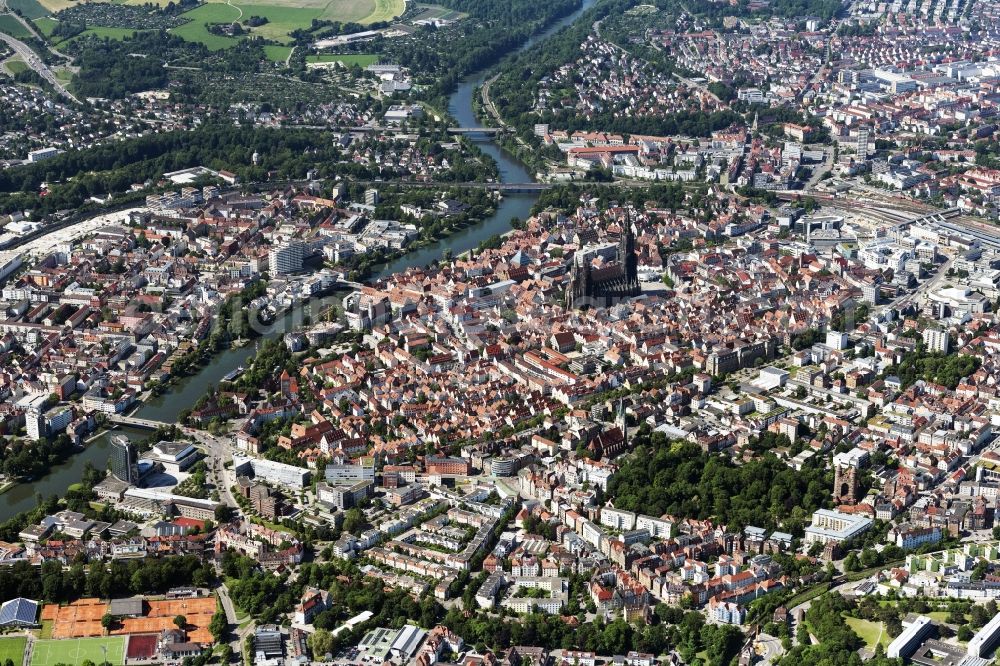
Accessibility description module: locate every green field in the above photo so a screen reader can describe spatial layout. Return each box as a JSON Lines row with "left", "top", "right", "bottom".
{"left": 363, "top": 0, "right": 404, "bottom": 23}
{"left": 7, "top": 0, "right": 50, "bottom": 19}
{"left": 296, "top": 0, "right": 374, "bottom": 23}
{"left": 25, "top": 0, "right": 400, "bottom": 50}
{"left": 412, "top": 3, "right": 467, "bottom": 22}
{"left": 31, "top": 638, "right": 126, "bottom": 666}
{"left": 306, "top": 53, "right": 377, "bottom": 66}
{"left": 169, "top": 3, "right": 242, "bottom": 50}
{"left": 3, "top": 58, "right": 29, "bottom": 76}
{"left": 80, "top": 26, "right": 144, "bottom": 40}
{"left": 263, "top": 44, "right": 292, "bottom": 61}
{"left": 170, "top": 1, "right": 323, "bottom": 48}
{"left": 0, "top": 14, "right": 33, "bottom": 39}
{"left": 32, "top": 15, "right": 57, "bottom": 37}
{"left": 844, "top": 617, "right": 889, "bottom": 649}
{"left": 0, "top": 637, "right": 26, "bottom": 666}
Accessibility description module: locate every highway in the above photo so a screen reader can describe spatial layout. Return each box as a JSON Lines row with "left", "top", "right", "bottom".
{"left": 0, "top": 17, "right": 78, "bottom": 103}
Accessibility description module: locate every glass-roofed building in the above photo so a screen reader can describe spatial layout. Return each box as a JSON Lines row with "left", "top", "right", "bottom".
{"left": 0, "top": 598, "right": 38, "bottom": 627}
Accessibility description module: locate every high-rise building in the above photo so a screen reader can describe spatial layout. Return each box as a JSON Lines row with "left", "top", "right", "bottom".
{"left": 268, "top": 242, "right": 304, "bottom": 275}
{"left": 110, "top": 436, "right": 139, "bottom": 484}
{"left": 856, "top": 129, "right": 870, "bottom": 160}
{"left": 25, "top": 411, "right": 43, "bottom": 442}
{"left": 922, "top": 328, "right": 949, "bottom": 353}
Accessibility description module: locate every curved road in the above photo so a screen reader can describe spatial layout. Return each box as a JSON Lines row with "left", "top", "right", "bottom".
{"left": 0, "top": 19, "right": 78, "bottom": 102}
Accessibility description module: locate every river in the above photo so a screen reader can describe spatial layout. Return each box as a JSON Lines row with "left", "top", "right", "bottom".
{"left": 0, "top": 0, "right": 595, "bottom": 522}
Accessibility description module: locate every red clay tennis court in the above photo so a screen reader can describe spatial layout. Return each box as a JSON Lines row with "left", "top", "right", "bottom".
{"left": 44, "top": 598, "right": 110, "bottom": 638}
{"left": 125, "top": 634, "right": 158, "bottom": 660}
{"left": 42, "top": 596, "right": 216, "bottom": 642}
{"left": 112, "top": 598, "right": 216, "bottom": 644}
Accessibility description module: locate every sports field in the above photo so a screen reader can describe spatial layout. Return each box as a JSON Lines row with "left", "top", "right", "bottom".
{"left": 0, "top": 637, "right": 26, "bottom": 665}
{"left": 30, "top": 637, "right": 126, "bottom": 666}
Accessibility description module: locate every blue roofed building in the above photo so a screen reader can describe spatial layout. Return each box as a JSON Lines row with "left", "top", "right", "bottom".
{"left": 0, "top": 598, "right": 38, "bottom": 627}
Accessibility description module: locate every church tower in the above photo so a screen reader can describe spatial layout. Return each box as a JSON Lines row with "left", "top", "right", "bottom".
{"left": 833, "top": 465, "right": 859, "bottom": 505}
{"left": 618, "top": 215, "right": 639, "bottom": 292}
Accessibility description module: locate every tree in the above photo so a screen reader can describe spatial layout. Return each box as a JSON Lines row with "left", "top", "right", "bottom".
{"left": 174, "top": 614, "right": 187, "bottom": 629}
{"left": 215, "top": 504, "right": 235, "bottom": 523}
{"left": 210, "top": 609, "right": 227, "bottom": 641}
{"left": 843, "top": 551, "right": 861, "bottom": 572}
{"left": 101, "top": 613, "right": 114, "bottom": 632}
{"left": 311, "top": 628, "right": 335, "bottom": 659}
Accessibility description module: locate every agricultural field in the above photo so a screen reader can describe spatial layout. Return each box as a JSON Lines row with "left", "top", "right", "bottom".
{"left": 6, "top": 0, "right": 49, "bottom": 19}
{"left": 411, "top": 3, "right": 468, "bottom": 23}
{"left": 0, "top": 14, "right": 33, "bottom": 38}
{"left": 169, "top": 1, "right": 326, "bottom": 48}
{"left": 17, "top": 0, "right": 404, "bottom": 49}
{"left": 363, "top": 0, "right": 404, "bottom": 23}
{"left": 168, "top": 2, "right": 243, "bottom": 50}
{"left": 306, "top": 52, "right": 377, "bottom": 66}
{"left": 33, "top": 0, "right": 74, "bottom": 14}
{"left": 30, "top": 637, "right": 126, "bottom": 666}
{"left": 0, "top": 637, "right": 26, "bottom": 666}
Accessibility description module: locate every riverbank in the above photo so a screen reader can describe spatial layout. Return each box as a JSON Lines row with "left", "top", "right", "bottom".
{"left": 0, "top": 0, "right": 601, "bottom": 525}
{"left": 0, "top": 425, "right": 150, "bottom": 523}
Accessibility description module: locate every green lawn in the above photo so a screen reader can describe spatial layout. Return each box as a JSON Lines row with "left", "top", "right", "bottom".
{"left": 263, "top": 44, "right": 292, "bottom": 62}
{"left": 0, "top": 14, "right": 33, "bottom": 39}
{"left": 927, "top": 610, "right": 968, "bottom": 624}
{"left": 3, "top": 58, "right": 29, "bottom": 76}
{"left": 306, "top": 53, "right": 378, "bottom": 67}
{"left": 31, "top": 637, "right": 126, "bottom": 666}
{"left": 32, "top": 16, "right": 57, "bottom": 37}
{"left": 845, "top": 616, "right": 889, "bottom": 649}
{"left": 53, "top": 66, "right": 72, "bottom": 86}
{"left": 82, "top": 26, "right": 144, "bottom": 40}
{"left": 38, "top": 619, "right": 53, "bottom": 639}
{"left": 0, "top": 637, "right": 26, "bottom": 666}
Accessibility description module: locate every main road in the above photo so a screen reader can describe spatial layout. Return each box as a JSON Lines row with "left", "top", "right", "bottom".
{"left": 0, "top": 17, "right": 78, "bottom": 103}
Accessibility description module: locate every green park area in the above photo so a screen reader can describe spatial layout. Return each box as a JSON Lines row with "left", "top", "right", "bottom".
{"left": 844, "top": 617, "right": 890, "bottom": 650}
